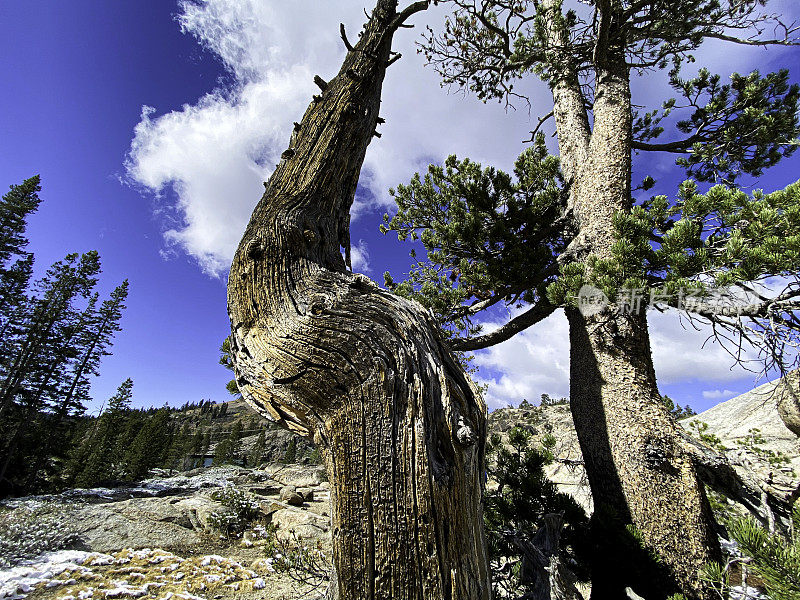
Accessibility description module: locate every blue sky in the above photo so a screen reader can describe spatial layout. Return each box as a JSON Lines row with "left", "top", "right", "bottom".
{"left": 1, "top": 0, "right": 799, "bottom": 414}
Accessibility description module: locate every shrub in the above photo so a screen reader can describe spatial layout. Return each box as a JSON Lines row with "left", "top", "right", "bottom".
{"left": 701, "top": 503, "right": 800, "bottom": 600}
{"left": 0, "top": 504, "right": 79, "bottom": 567}
{"left": 207, "top": 486, "right": 261, "bottom": 536}
{"left": 483, "top": 426, "right": 588, "bottom": 597}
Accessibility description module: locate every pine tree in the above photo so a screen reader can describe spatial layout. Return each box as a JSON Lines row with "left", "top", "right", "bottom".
{"left": 384, "top": 1, "right": 799, "bottom": 596}
{"left": 69, "top": 378, "right": 133, "bottom": 488}
{"left": 484, "top": 426, "right": 588, "bottom": 597}
{"left": 213, "top": 421, "right": 242, "bottom": 466}
{"left": 122, "top": 407, "right": 171, "bottom": 481}
{"left": 57, "top": 280, "right": 129, "bottom": 422}
{"left": 0, "top": 251, "right": 103, "bottom": 492}
{"left": 248, "top": 430, "right": 266, "bottom": 467}
{"left": 282, "top": 438, "right": 297, "bottom": 465}
{"left": 0, "top": 176, "right": 41, "bottom": 336}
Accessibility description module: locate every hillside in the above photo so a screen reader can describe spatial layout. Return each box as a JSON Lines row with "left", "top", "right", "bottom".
{"left": 166, "top": 399, "right": 314, "bottom": 468}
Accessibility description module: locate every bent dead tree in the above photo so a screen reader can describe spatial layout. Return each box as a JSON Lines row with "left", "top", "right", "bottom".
{"left": 226, "top": 2, "right": 490, "bottom": 599}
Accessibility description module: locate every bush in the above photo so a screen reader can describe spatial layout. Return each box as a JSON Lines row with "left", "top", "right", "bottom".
{"left": 701, "top": 503, "right": 800, "bottom": 600}
{"left": 0, "top": 505, "right": 79, "bottom": 567}
{"left": 483, "top": 426, "right": 588, "bottom": 597}
{"left": 264, "top": 529, "right": 330, "bottom": 589}
{"left": 207, "top": 486, "right": 261, "bottom": 536}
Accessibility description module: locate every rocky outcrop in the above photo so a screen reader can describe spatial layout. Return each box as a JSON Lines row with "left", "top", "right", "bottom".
{"left": 490, "top": 383, "right": 800, "bottom": 530}
{"left": 489, "top": 404, "right": 593, "bottom": 512}
{"left": 5, "top": 379, "right": 798, "bottom": 571}
{"left": 0, "top": 466, "right": 333, "bottom": 565}
{"left": 776, "top": 370, "right": 800, "bottom": 436}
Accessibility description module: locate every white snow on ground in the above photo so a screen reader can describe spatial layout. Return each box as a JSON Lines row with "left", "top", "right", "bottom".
{"left": 0, "top": 467, "right": 244, "bottom": 511}
{"left": 0, "top": 547, "right": 268, "bottom": 600}
{"left": 0, "top": 550, "right": 109, "bottom": 600}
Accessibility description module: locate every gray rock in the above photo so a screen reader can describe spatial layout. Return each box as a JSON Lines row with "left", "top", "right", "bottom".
{"left": 269, "top": 508, "right": 329, "bottom": 545}
{"left": 279, "top": 485, "right": 304, "bottom": 506}
{"left": 240, "top": 482, "right": 283, "bottom": 496}
{"left": 296, "top": 487, "right": 314, "bottom": 502}
{"left": 264, "top": 463, "right": 327, "bottom": 488}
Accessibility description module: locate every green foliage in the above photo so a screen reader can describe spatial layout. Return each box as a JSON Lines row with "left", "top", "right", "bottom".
{"left": 266, "top": 529, "right": 330, "bottom": 589}
{"left": 219, "top": 337, "right": 241, "bottom": 399}
{"left": 0, "top": 177, "right": 129, "bottom": 496}
{"left": 484, "top": 426, "right": 588, "bottom": 596}
{"left": 213, "top": 421, "right": 243, "bottom": 466}
{"left": 283, "top": 437, "right": 297, "bottom": 464}
{"left": 659, "top": 395, "right": 697, "bottom": 420}
{"left": 548, "top": 179, "right": 800, "bottom": 319}
{"left": 737, "top": 428, "right": 792, "bottom": 468}
{"left": 539, "top": 393, "right": 568, "bottom": 407}
{"left": 67, "top": 378, "right": 134, "bottom": 487}
{"left": 306, "top": 446, "right": 322, "bottom": 465}
{"left": 705, "top": 504, "right": 800, "bottom": 600}
{"left": 207, "top": 486, "right": 261, "bottom": 537}
{"left": 689, "top": 420, "right": 728, "bottom": 452}
{"left": 123, "top": 407, "right": 172, "bottom": 480}
{"left": 382, "top": 135, "right": 567, "bottom": 337}
{"left": 387, "top": 1, "right": 800, "bottom": 379}
{"left": 248, "top": 430, "right": 267, "bottom": 467}
{"left": 667, "top": 69, "right": 799, "bottom": 184}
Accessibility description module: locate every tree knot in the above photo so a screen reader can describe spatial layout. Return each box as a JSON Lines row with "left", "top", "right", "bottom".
{"left": 246, "top": 236, "right": 265, "bottom": 260}
{"left": 455, "top": 416, "right": 477, "bottom": 447}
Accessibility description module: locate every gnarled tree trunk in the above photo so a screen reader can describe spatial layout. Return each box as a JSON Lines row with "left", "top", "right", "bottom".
{"left": 226, "top": 3, "right": 490, "bottom": 599}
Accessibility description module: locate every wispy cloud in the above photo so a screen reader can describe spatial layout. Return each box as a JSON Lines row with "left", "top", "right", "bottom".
{"left": 702, "top": 389, "right": 738, "bottom": 400}
{"left": 350, "top": 240, "right": 371, "bottom": 273}
{"left": 126, "top": 0, "right": 549, "bottom": 276}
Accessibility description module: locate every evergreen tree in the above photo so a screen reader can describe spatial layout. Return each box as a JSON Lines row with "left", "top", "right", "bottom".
{"left": 0, "top": 251, "right": 101, "bottom": 422}
{"left": 385, "top": 1, "right": 799, "bottom": 596}
{"left": 0, "top": 251, "right": 104, "bottom": 492}
{"left": 68, "top": 378, "right": 133, "bottom": 487}
{"left": 248, "top": 430, "right": 266, "bottom": 467}
{"left": 187, "top": 429, "right": 205, "bottom": 468}
{"left": 283, "top": 437, "right": 297, "bottom": 464}
{"left": 484, "top": 426, "right": 588, "bottom": 597}
{"left": 660, "top": 394, "right": 697, "bottom": 420}
{"left": 57, "top": 280, "right": 129, "bottom": 423}
{"left": 166, "top": 422, "right": 193, "bottom": 471}
{"left": 213, "top": 421, "right": 242, "bottom": 466}
{"left": 122, "top": 407, "right": 171, "bottom": 481}
{"left": 0, "top": 176, "right": 41, "bottom": 337}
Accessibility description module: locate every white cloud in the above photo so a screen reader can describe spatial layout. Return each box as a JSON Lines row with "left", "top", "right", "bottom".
{"left": 125, "top": 0, "right": 549, "bottom": 276}
{"left": 349, "top": 240, "right": 371, "bottom": 273}
{"left": 702, "top": 389, "right": 738, "bottom": 400}
{"left": 468, "top": 306, "right": 766, "bottom": 410}
{"left": 471, "top": 310, "right": 570, "bottom": 411}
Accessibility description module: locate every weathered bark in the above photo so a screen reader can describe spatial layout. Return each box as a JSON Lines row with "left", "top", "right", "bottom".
{"left": 776, "top": 370, "right": 800, "bottom": 436}
{"left": 226, "top": 3, "right": 490, "bottom": 599}
{"left": 544, "top": 2, "right": 720, "bottom": 598}
{"left": 515, "top": 513, "right": 582, "bottom": 600}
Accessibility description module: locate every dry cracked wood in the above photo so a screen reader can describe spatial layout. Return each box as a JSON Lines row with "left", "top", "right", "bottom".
{"left": 226, "top": 2, "right": 490, "bottom": 599}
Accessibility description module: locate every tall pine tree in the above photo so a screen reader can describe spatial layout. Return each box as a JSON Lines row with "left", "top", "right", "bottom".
{"left": 384, "top": 1, "right": 800, "bottom": 597}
